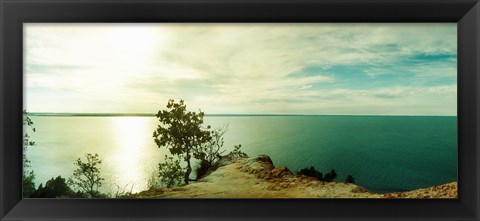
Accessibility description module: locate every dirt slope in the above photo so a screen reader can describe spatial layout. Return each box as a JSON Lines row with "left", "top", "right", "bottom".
{"left": 130, "top": 155, "right": 457, "bottom": 199}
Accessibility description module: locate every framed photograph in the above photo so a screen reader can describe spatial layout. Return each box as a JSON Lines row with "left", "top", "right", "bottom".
{"left": 1, "top": 0, "right": 479, "bottom": 220}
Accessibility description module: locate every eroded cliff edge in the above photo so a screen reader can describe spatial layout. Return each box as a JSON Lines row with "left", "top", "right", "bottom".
{"left": 130, "top": 154, "right": 457, "bottom": 198}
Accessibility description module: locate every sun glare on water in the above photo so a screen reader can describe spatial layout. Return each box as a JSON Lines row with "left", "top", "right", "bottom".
{"left": 109, "top": 117, "right": 155, "bottom": 193}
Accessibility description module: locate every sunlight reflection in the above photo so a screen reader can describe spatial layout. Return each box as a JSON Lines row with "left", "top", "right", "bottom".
{"left": 110, "top": 117, "right": 152, "bottom": 193}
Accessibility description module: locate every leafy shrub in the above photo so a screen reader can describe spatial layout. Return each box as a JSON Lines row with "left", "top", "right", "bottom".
{"left": 23, "top": 171, "right": 36, "bottom": 197}
{"left": 158, "top": 155, "right": 184, "bottom": 188}
{"left": 230, "top": 144, "right": 248, "bottom": 158}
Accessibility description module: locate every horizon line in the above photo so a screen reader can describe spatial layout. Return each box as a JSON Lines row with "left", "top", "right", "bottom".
{"left": 26, "top": 112, "right": 457, "bottom": 117}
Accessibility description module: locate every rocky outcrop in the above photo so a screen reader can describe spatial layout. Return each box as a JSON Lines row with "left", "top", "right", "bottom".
{"left": 382, "top": 182, "right": 457, "bottom": 198}
{"left": 129, "top": 154, "right": 457, "bottom": 199}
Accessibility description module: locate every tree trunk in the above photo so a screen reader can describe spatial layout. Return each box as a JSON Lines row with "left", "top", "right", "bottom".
{"left": 184, "top": 148, "right": 192, "bottom": 184}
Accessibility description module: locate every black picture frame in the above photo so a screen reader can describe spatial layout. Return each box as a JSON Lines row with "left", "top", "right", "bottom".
{"left": 1, "top": 0, "right": 479, "bottom": 220}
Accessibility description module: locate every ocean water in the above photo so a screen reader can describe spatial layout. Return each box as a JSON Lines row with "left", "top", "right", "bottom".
{"left": 26, "top": 115, "right": 457, "bottom": 194}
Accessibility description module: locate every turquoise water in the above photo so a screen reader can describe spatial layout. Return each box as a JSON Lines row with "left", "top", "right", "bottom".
{"left": 27, "top": 115, "right": 457, "bottom": 194}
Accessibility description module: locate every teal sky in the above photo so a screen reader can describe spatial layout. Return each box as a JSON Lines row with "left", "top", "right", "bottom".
{"left": 25, "top": 23, "right": 457, "bottom": 115}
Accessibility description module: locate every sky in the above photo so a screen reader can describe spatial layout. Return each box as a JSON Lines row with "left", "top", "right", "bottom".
{"left": 24, "top": 23, "right": 457, "bottom": 115}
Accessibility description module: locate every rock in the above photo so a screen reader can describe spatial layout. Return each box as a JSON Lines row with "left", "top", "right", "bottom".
{"left": 216, "top": 152, "right": 243, "bottom": 167}
{"left": 270, "top": 167, "right": 293, "bottom": 178}
{"left": 351, "top": 186, "right": 368, "bottom": 193}
{"left": 255, "top": 154, "right": 274, "bottom": 165}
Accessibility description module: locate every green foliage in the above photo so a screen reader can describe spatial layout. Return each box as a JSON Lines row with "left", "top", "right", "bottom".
{"left": 158, "top": 155, "right": 185, "bottom": 188}
{"left": 297, "top": 166, "right": 323, "bottom": 181}
{"left": 23, "top": 171, "right": 36, "bottom": 197}
{"left": 153, "top": 99, "right": 213, "bottom": 184}
{"left": 32, "top": 176, "right": 77, "bottom": 198}
{"left": 68, "top": 153, "right": 105, "bottom": 198}
{"left": 345, "top": 175, "right": 355, "bottom": 184}
{"left": 230, "top": 144, "right": 248, "bottom": 158}
{"left": 23, "top": 110, "right": 37, "bottom": 197}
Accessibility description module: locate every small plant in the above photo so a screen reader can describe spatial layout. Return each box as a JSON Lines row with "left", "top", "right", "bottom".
{"left": 345, "top": 175, "right": 355, "bottom": 184}
{"left": 230, "top": 144, "right": 248, "bottom": 158}
{"left": 158, "top": 155, "right": 185, "bottom": 188}
{"left": 68, "top": 153, "right": 105, "bottom": 198}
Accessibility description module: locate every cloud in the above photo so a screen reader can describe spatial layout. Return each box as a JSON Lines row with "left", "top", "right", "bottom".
{"left": 24, "top": 23, "right": 456, "bottom": 115}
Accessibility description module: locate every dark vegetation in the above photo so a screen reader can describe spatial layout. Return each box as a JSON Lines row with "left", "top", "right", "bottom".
{"left": 195, "top": 159, "right": 214, "bottom": 181}
{"left": 157, "top": 155, "right": 184, "bottom": 188}
{"left": 31, "top": 176, "right": 87, "bottom": 198}
{"left": 345, "top": 175, "right": 355, "bottom": 184}
{"left": 324, "top": 169, "right": 338, "bottom": 182}
{"left": 297, "top": 166, "right": 323, "bottom": 180}
{"left": 27, "top": 153, "right": 108, "bottom": 198}
{"left": 297, "top": 166, "right": 355, "bottom": 184}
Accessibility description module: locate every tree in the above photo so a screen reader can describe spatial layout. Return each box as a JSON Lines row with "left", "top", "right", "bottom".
{"left": 23, "top": 110, "right": 37, "bottom": 197}
{"left": 68, "top": 153, "right": 105, "bottom": 198}
{"left": 345, "top": 175, "right": 355, "bottom": 184}
{"left": 153, "top": 99, "right": 213, "bottom": 184}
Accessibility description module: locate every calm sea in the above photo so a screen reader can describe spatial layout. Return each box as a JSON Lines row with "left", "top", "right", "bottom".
{"left": 27, "top": 115, "right": 457, "bottom": 194}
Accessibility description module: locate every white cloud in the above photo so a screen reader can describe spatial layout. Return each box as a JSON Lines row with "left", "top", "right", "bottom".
{"left": 24, "top": 23, "right": 457, "bottom": 115}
